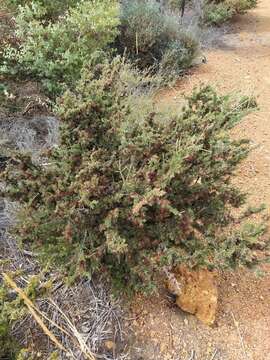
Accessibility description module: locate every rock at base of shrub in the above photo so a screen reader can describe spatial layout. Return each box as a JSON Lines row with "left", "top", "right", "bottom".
{"left": 166, "top": 266, "right": 218, "bottom": 325}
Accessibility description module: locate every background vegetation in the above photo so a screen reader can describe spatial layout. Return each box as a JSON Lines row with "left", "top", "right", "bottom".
{"left": 1, "top": 0, "right": 120, "bottom": 95}
{"left": 203, "top": 0, "right": 257, "bottom": 24}
{"left": 1, "top": 0, "right": 200, "bottom": 96}
{"left": 117, "top": 0, "right": 198, "bottom": 76}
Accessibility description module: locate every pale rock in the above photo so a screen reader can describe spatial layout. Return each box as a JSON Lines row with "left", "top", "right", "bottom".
{"left": 160, "top": 342, "right": 167, "bottom": 353}
{"left": 166, "top": 266, "right": 218, "bottom": 326}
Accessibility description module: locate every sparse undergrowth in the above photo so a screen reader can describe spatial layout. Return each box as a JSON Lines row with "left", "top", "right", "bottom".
{"left": 0, "top": 273, "right": 47, "bottom": 360}
{"left": 0, "top": 267, "right": 126, "bottom": 359}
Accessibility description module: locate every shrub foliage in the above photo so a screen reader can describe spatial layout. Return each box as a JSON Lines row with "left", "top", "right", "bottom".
{"left": 1, "top": 0, "right": 119, "bottom": 95}
{"left": 1, "top": 0, "right": 199, "bottom": 96}
{"left": 0, "top": 273, "right": 51, "bottom": 359}
{"left": 1, "top": 58, "right": 263, "bottom": 291}
{"left": 2, "top": 0, "right": 80, "bottom": 18}
{"left": 117, "top": 0, "right": 198, "bottom": 76}
{"left": 203, "top": 0, "right": 257, "bottom": 25}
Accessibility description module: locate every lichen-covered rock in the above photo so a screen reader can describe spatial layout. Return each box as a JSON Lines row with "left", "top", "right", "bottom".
{"left": 166, "top": 266, "right": 218, "bottom": 325}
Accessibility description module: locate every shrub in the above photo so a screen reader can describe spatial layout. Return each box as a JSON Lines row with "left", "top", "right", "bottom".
{"left": 117, "top": 0, "right": 198, "bottom": 75}
{"left": 203, "top": 2, "right": 233, "bottom": 24}
{"left": 160, "top": 37, "right": 198, "bottom": 77}
{"left": 1, "top": 0, "right": 119, "bottom": 96}
{"left": 2, "top": 0, "right": 80, "bottom": 19}
{"left": 226, "top": 0, "right": 257, "bottom": 12}
{"left": 1, "top": 58, "right": 265, "bottom": 293}
{"left": 203, "top": 0, "right": 257, "bottom": 25}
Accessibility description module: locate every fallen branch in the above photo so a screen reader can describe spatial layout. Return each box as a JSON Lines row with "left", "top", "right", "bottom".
{"left": 3, "top": 273, "right": 67, "bottom": 353}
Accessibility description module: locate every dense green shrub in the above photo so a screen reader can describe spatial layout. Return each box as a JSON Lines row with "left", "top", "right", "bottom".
{"left": 1, "top": 0, "right": 119, "bottom": 95}
{"left": 224, "top": 0, "right": 257, "bottom": 12}
{"left": 117, "top": 0, "right": 198, "bottom": 76}
{"left": 203, "top": 0, "right": 257, "bottom": 25}
{"left": 3, "top": 0, "right": 80, "bottom": 19}
{"left": 1, "top": 58, "right": 265, "bottom": 292}
{"left": 203, "top": 2, "right": 233, "bottom": 24}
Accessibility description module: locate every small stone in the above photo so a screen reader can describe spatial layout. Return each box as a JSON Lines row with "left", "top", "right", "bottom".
{"left": 160, "top": 342, "right": 167, "bottom": 353}
{"left": 164, "top": 354, "right": 172, "bottom": 360}
{"left": 104, "top": 340, "right": 116, "bottom": 352}
{"left": 81, "top": 325, "right": 90, "bottom": 333}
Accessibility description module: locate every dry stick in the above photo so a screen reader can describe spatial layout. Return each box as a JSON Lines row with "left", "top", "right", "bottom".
{"left": 188, "top": 349, "right": 196, "bottom": 360}
{"left": 50, "top": 298, "right": 96, "bottom": 360}
{"left": 209, "top": 349, "right": 219, "bottom": 360}
{"left": 169, "top": 318, "right": 174, "bottom": 351}
{"left": 231, "top": 311, "right": 250, "bottom": 360}
{"left": 3, "top": 273, "right": 68, "bottom": 353}
{"left": 35, "top": 303, "right": 72, "bottom": 339}
{"left": 3, "top": 276, "right": 72, "bottom": 339}
{"left": 4, "top": 274, "right": 86, "bottom": 360}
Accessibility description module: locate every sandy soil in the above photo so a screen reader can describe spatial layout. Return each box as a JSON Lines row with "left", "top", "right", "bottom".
{"left": 130, "top": 1, "right": 270, "bottom": 359}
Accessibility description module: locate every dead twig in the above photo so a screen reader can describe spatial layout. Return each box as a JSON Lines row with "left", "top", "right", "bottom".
{"left": 231, "top": 311, "right": 250, "bottom": 360}
{"left": 169, "top": 318, "right": 174, "bottom": 351}
{"left": 188, "top": 349, "right": 196, "bottom": 360}
{"left": 209, "top": 348, "right": 219, "bottom": 360}
{"left": 49, "top": 298, "right": 96, "bottom": 360}
{"left": 3, "top": 273, "right": 68, "bottom": 353}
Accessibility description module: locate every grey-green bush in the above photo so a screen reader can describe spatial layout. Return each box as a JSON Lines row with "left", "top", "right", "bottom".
{"left": 117, "top": 0, "right": 198, "bottom": 76}
{"left": 160, "top": 37, "right": 198, "bottom": 77}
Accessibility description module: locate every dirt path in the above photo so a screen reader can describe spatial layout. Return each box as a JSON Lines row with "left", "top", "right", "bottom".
{"left": 130, "top": 2, "right": 270, "bottom": 359}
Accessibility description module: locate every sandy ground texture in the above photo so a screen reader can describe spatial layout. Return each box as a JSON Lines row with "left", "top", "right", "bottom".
{"left": 129, "top": 1, "right": 270, "bottom": 359}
